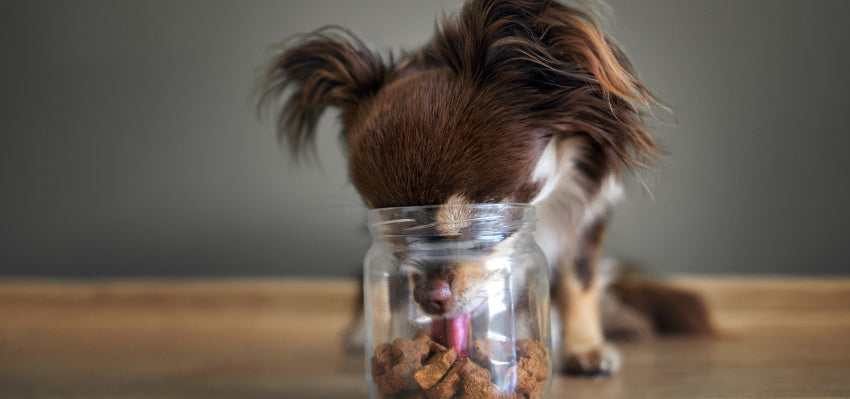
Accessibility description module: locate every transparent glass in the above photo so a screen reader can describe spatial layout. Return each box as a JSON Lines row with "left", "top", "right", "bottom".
{"left": 364, "top": 204, "right": 551, "bottom": 399}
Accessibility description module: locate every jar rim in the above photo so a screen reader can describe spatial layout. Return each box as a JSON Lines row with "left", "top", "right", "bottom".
{"left": 368, "top": 202, "right": 532, "bottom": 213}
{"left": 367, "top": 203, "right": 536, "bottom": 237}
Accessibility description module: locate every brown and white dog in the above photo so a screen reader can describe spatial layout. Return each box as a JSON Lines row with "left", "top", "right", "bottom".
{"left": 258, "top": 0, "right": 711, "bottom": 376}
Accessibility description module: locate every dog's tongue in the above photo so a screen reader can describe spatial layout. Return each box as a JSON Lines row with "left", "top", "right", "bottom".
{"left": 431, "top": 312, "right": 471, "bottom": 358}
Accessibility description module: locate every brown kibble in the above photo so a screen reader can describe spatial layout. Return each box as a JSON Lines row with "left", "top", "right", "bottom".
{"left": 413, "top": 329, "right": 447, "bottom": 361}
{"left": 479, "top": 380, "right": 519, "bottom": 399}
{"left": 471, "top": 339, "right": 492, "bottom": 366}
{"left": 377, "top": 337, "right": 428, "bottom": 391}
{"left": 520, "top": 382, "right": 544, "bottom": 399}
{"left": 517, "top": 340, "right": 548, "bottom": 378}
{"left": 376, "top": 373, "right": 402, "bottom": 396}
{"left": 411, "top": 330, "right": 434, "bottom": 360}
{"left": 395, "top": 338, "right": 430, "bottom": 385}
{"left": 374, "top": 336, "right": 548, "bottom": 399}
{"left": 459, "top": 366, "right": 493, "bottom": 399}
{"left": 513, "top": 339, "right": 548, "bottom": 398}
{"left": 388, "top": 362, "right": 421, "bottom": 390}
{"left": 373, "top": 342, "right": 393, "bottom": 378}
{"left": 515, "top": 358, "right": 533, "bottom": 386}
{"left": 515, "top": 358, "right": 542, "bottom": 394}
{"left": 389, "top": 366, "right": 416, "bottom": 390}
{"left": 413, "top": 329, "right": 431, "bottom": 344}
{"left": 397, "top": 390, "right": 428, "bottom": 399}
{"left": 393, "top": 337, "right": 430, "bottom": 364}
{"left": 414, "top": 348, "right": 457, "bottom": 389}
{"left": 413, "top": 328, "right": 448, "bottom": 355}
{"left": 425, "top": 358, "right": 466, "bottom": 399}
{"left": 430, "top": 340, "right": 448, "bottom": 353}
{"left": 520, "top": 357, "right": 546, "bottom": 380}
{"left": 372, "top": 357, "right": 382, "bottom": 379}
{"left": 455, "top": 357, "right": 478, "bottom": 374}
{"left": 516, "top": 339, "right": 547, "bottom": 362}
{"left": 492, "top": 387, "right": 518, "bottom": 399}
{"left": 460, "top": 357, "right": 488, "bottom": 378}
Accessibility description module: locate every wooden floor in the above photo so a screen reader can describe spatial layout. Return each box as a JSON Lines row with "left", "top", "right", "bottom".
{"left": 1, "top": 278, "right": 849, "bottom": 398}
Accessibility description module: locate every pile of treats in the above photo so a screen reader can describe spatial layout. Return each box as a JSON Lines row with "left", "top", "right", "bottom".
{"left": 371, "top": 330, "right": 549, "bottom": 399}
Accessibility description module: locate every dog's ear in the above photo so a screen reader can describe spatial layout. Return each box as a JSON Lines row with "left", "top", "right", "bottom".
{"left": 431, "top": 0, "right": 662, "bottom": 171}
{"left": 256, "top": 27, "right": 388, "bottom": 156}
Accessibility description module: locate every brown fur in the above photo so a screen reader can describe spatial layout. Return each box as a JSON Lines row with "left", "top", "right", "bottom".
{"left": 609, "top": 277, "right": 715, "bottom": 336}
{"left": 257, "top": 0, "right": 661, "bottom": 207}
{"left": 257, "top": 0, "right": 707, "bottom": 376}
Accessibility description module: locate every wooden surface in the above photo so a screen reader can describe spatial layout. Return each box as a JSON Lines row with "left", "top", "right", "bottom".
{"left": 1, "top": 278, "right": 849, "bottom": 398}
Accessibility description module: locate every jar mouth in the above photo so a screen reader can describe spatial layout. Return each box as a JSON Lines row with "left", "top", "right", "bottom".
{"left": 367, "top": 203, "right": 536, "bottom": 238}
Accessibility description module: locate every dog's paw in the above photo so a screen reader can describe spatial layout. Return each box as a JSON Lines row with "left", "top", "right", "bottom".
{"left": 561, "top": 344, "right": 621, "bottom": 377}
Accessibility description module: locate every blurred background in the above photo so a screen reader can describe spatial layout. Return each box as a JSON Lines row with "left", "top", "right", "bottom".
{"left": 1, "top": 0, "right": 849, "bottom": 278}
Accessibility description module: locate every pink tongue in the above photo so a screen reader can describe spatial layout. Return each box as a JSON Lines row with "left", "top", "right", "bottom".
{"left": 431, "top": 313, "right": 471, "bottom": 357}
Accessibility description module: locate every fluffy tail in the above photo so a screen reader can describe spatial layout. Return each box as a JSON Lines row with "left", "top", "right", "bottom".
{"left": 601, "top": 262, "right": 714, "bottom": 340}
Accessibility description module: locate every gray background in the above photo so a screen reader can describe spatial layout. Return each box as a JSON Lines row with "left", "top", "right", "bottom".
{"left": 1, "top": 0, "right": 849, "bottom": 278}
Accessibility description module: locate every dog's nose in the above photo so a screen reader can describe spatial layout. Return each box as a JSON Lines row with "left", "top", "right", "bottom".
{"left": 421, "top": 280, "right": 453, "bottom": 314}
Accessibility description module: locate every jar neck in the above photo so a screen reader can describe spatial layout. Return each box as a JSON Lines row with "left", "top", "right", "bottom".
{"left": 368, "top": 203, "right": 536, "bottom": 243}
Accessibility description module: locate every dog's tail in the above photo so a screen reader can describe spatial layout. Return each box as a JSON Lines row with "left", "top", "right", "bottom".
{"left": 600, "top": 260, "right": 715, "bottom": 340}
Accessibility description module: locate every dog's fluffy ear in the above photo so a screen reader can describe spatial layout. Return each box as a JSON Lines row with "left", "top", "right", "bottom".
{"left": 256, "top": 27, "right": 388, "bottom": 156}
{"left": 431, "top": 0, "right": 661, "bottom": 171}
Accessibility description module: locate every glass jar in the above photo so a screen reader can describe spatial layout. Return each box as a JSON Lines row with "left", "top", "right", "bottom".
{"left": 364, "top": 204, "right": 551, "bottom": 399}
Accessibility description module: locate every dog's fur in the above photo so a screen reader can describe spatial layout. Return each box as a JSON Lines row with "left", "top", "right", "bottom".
{"left": 258, "top": 0, "right": 711, "bottom": 375}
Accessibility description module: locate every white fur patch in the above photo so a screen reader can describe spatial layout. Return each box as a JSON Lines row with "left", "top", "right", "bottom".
{"left": 530, "top": 137, "right": 623, "bottom": 268}
{"left": 582, "top": 175, "right": 623, "bottom": 229}
{"left": 530, "top": 141, "right": 560, "bottom": 205}
{"left": 436, "top": 194, "right": 471, "bottom": 235}
{"left": 532, "top": 138, "right": 587, "bottom": 267}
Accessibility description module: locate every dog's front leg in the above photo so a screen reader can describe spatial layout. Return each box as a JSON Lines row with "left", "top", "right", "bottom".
{"left": 343, "top": 275, "right": 367, "bottom": 354}
{"left": 555, "top": 218, "right": 621, "bottom": 376}
{"left": 342, "top": 271, "right": 407, "bottom": 354}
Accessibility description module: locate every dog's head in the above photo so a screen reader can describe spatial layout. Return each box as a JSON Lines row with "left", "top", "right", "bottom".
{"left": 258, "top": 0, "right": 660, "bottom": 317}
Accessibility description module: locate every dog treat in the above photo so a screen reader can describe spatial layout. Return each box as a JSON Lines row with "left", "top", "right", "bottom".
{"left": 514, "top": 339, "right": 549, "bottom": 399}
{"left": 397, "top": 391, "right": 428, "bottom": 399}
{"left": 493, "top": 390, "right": 518, "bottom": 399}
{"left": 425, "top": 358, "right": 466, "bottom": 399}
{"left": 373, "top": 343, "right": 394, "bottom": 376}
{"left": 458, "top": 360, "right": 493, "bottom": 398}
{"left": 372, "top": 332, "right": 549, "bottom": 399}
{"left": 370, "top": 336, "right": 431, "bottom": 396}
{"left": 390, "top": 337, "right": 431, "bottom": 390}
{"left": 373, "top": 342, "right": 400, "bottom": 395}
{"left": 517, "top": 339, "right": 547, "bottom": 363}
{"left": 415, "top": 348, "right": 458, "bottom": 389}
{"left": 471, "top": 339, "right": 492, "bottom": 366}
{"left": 414, "top": 329, "right": 448, "bottom": 353}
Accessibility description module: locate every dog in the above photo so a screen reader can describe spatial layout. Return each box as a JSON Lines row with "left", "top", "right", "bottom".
{"left": 257, "top": 0, "right": 711, "bottom": 376}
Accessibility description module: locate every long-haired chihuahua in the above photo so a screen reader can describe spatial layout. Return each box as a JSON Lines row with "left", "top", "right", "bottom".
{"left": 257, "top": 0, "right": 710, "bottom": 376}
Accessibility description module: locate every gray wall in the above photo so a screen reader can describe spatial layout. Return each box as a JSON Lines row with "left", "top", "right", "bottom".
{"left": 1, "top": 0, "right": 848, "bottom": 278}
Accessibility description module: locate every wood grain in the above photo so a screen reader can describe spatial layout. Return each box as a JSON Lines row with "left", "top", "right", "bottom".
{"left": 1, "top": 278, "right": 848, "bottom": 398}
